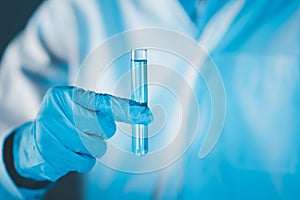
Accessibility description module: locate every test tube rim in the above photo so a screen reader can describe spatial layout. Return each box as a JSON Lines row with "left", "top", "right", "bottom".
{"left": 131, "top": 48, "right": 147, "bottom": 61}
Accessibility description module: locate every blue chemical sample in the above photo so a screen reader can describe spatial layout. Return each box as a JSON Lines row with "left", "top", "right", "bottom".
{"left": 131, "top": 49, "right": 148, "bottom": 156}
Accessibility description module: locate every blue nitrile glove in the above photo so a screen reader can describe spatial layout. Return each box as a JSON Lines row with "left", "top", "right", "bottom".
{"left": 12, "top": 86, "right": 153, "bottom": 182}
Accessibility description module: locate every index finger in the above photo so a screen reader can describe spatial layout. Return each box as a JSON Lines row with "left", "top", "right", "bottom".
{"left": 96, "top": 94, "right": 153, "bottom": 125}
{"left": 72, "top": 87, "right": 153, "bottom": 124}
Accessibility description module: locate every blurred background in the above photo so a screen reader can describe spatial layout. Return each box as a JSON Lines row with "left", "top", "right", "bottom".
{"left": 0, "top": 0, "right": 42, "bottom": 59}
{"left": 0, "top": 1, "right": 81, "bottom": 199}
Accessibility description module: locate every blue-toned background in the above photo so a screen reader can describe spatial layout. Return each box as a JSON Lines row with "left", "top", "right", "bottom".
{"left": 0, "top": 1, "right": 82, "bottom": 199}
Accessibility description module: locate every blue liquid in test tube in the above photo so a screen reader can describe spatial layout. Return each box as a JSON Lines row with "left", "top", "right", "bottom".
{"left": 131, "top": 49, "right": 148, "bottom": 156}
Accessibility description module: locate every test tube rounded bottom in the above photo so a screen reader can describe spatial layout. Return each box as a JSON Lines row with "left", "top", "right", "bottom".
{"left": 132, "top": 124, "right": 148, "bottom": 156}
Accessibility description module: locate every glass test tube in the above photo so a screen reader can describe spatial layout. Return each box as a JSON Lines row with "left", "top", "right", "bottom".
{"left": 131, "top": 49, "right": 148, "bottom": 156}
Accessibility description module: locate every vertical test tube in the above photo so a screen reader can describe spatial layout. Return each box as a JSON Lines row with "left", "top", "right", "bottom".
{"left": 131, "top": 49, "right": 148, "bottom": 156}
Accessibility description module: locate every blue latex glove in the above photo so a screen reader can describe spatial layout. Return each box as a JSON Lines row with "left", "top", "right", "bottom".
{"left": 12, "top": 86, "right": 153, "bottom": 182}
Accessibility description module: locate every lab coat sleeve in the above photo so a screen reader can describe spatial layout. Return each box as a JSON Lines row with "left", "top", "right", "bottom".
{"left": 0, "top": 0, "right": 79, "bottom": 198}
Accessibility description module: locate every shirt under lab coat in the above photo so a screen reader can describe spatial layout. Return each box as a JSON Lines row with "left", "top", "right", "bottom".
{"left": 0, "top": 0, "right": 299, "bottom": 199}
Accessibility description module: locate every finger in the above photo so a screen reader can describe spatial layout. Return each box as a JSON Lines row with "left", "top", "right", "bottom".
{"left": 96, "top": 112, "right": 116, "bottom": 139}
{"left": 72, "top": 101, "right": 117, "bottom": 140}
{"left": 38, "top": 128, "right": 97, "bottom": 181}
{"left": 71, "top": 87, "right": 153, "bottom": 125}
{"left": 72, "top": 100, "right": 104, "bottom": 136}
{"left": 76, "top": 130, "right": 108, "bottom": 159}
{"left": 96, "top": 94, "right": 153, "bottom": 125}
{"left": 71, "top": 87, "right": 99, "bottom": 111}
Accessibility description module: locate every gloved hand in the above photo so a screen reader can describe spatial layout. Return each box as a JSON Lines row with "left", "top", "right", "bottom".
{"left": 12, "top": 86, "right": 153, "bottom": 182}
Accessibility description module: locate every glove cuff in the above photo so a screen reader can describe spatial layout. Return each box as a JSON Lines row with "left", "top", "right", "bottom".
{"left": 4, "top": 124, "right": 50, "bottom": 189}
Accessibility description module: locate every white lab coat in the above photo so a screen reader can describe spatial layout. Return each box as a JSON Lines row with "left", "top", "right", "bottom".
{"left": 0, "top": 0, "right": 300, "bottom": 199}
